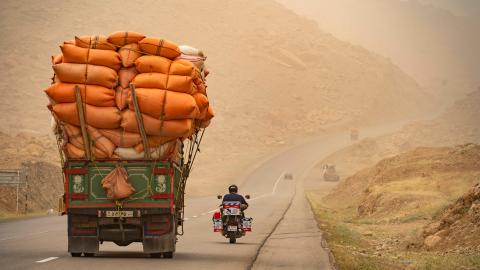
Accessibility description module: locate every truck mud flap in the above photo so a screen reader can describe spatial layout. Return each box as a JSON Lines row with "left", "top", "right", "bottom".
{"left": 143, "top": 234, "right": 176, "bottom": 253}
{"left": 68, "top": 236, "right": 99, "bottom": 254}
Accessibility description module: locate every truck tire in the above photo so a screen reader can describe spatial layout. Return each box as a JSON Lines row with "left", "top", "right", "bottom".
{"left": 70, "top": 252, "right": 81, "bottom": 257}
{"left": 84, "top": 253, "right": 94, "bottom": 257}
{"left": 150, "top": 253, "right": 162, "bottom": 258}
{"left": 163, "top": 252, "right": 173, "bottom": 259}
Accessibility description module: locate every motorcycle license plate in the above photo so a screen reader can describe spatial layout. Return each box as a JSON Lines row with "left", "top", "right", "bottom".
{"left": 223, "top": 208, "right": 240, "bottom": 215}
{"left": 105, "top": 210, "right": 134, "bottom": 218}
{"left": 227, "top": 226, "right": 237, "bottom": 231}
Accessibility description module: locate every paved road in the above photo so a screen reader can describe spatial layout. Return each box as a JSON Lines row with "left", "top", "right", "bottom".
{"left": 0, "top": 122, "right": 408, "bottom": 270}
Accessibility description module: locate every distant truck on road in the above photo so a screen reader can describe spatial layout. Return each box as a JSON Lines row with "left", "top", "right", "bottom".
{"left": 350, "top": 128, "right": 359, "bottom": 141}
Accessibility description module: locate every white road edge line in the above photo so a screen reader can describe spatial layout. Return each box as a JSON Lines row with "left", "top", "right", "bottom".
{"left": 36, "top": 257, "right": 58, "bottom": 263}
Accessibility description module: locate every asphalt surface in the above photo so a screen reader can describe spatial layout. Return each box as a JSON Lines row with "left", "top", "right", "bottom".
{"left": 0, "top": 122, "right": 408, "bottom": 270}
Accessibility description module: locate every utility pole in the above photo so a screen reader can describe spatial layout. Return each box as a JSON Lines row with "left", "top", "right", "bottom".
{"left": 24, "top": 172, "right": 28, "bottom": 215}
{"left": 16, "top": 181, "right": 19, "bottom": 214}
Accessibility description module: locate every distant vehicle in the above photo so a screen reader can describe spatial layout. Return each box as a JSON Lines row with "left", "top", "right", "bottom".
{"left": 350, "top": 128, "right": 359, "bottom": 141}
{"left": 322, "top": 164, "right": 340, "bottom": 181}
{"left": 284, "top": 172, "right": 293, "bottom": 180}
{"left": 213, "top": 195, "right": 252, "bottom": 244}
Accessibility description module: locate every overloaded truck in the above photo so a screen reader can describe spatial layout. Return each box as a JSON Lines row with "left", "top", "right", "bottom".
{"left": 46, "top": 31, "right": 213, "bottom": 258}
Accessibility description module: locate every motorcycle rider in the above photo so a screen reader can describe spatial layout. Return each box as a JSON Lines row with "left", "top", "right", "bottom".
{"left": 222, "top": 184, "right": 248, "bottom": 212}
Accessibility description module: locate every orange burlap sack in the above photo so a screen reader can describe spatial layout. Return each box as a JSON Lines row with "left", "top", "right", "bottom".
{"left": 204, "top": 67, "right": 210, "bottom": 77}
{"left": 199, "top": 119, "right": 211, "bottom": 128}
{"left": 193, "top": 93, "right": 209, "bottom": 118}
{"left": 167, "top": 74, "right": 196, "bottom": 94}
{"left": 170, "top": 59, "right": 197, "bottom": 76}
{"left": 133, "top": 136, "right": 176, "bottom": 153}
{"left": 64, "top": 124, "right": 84, "bottom": 149}
{"left": 205, "top": 105, "right": 215, "bottom": 121}
{"left": 138, "top": 37, "right": 180, "bottom": 59}
{"left": 133, "top": 140, "right": 178, "bottom": 158}
{"left": 61, "top": 44, "right": 121, "bottom": 71}
{"left": 101, "top": 167, "right": 135, "bottom": 200}
{"left": 118, "top": 67, "right": 138, "bottom": 88}
{"left": 133, "top": 73, "right": 168, "bottom": 89}
{"left": 65, "top": 143, "right": 85, "bottom": 159}
{"left": 135, "top": 55, "right": 170, "bottom": 74}
{"left": 194, "top": 77, "right": 207, "bottom": 95}
{"left": 128, "top": 88, "right": 199, "bottom": 120}
{"left": 75, "top": 35, "right": 116, "bottom": 50}
{"left": 115, "top": 86, "right": 129, "bottom": 110}
{"left": 52, "top": 54, "right": 63, "bottom": 65}
{"left": 175, "top": 54, "right": 205, "bottom": 70}
{"left": 53, "top": 63, "right": 118, "bottom": 89}
{"left": 93, "top": 147, "right": 109, "bottom": 159}
{"left": 107, "top": 31, "right": 145, "bottom": 47}
{"left": 45, "top": 83, "right": 115, "bottom": 107}
{"left": 121, "top": 110, "right": 193, "bottom": 137}
{"left": 98, "top": 128, "right": 142, "bottom": 147}
{"left": 87, "top": 125, "right": 116, "bottom": 157}
{"left": 52, "top": 103, "right": 121, "bottom": 129}
{"left": 119, "top": 43, "right": 142, "bottom": 68}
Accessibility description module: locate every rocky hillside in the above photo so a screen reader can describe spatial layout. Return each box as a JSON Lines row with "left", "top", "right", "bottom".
{"left": 0, "top": 132, "right": 62, "bottom": 215}
{"left": 312, "top": 144, "right": 480, "bottom": 269}
{"left": 324, "top": 144, "right": 480, "bottom": 217}
{"left": 0, "top": 0, "right": 432, "bottom": 203}
{"left": 423, "top": 183, "right": 480, "bottom": 253}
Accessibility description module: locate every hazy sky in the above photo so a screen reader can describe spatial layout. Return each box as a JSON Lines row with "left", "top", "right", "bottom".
{"left": 417, "top": 0, "right": 480, "bottom": 17}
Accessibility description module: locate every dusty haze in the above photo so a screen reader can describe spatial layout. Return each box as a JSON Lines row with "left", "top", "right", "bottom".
{"left": 0, "top": 0, "right": 434, "bottom": 199}
{"left": 277, "top": 0, "right": 480, "bottom": 103}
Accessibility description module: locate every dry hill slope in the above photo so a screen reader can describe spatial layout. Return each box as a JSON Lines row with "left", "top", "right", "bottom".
{"left": 0, "top": 0, "right": 431, "bottom": 202}
{"left": 312, "top": 144, "right": 480, "bottom": 269}
{"left": 321, "top": 89, "right": 480, "bottom": 181}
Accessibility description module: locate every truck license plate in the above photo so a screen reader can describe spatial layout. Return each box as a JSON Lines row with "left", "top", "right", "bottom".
{"left": 227, "top": 226, "right": 237, "bottom": 231}
{"left": 105, "top": 210, "right": 134, "bottom": 218}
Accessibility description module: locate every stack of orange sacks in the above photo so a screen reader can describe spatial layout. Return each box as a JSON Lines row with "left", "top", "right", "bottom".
{"left": 44, "top": 31, "right": 214, "bottom": 160}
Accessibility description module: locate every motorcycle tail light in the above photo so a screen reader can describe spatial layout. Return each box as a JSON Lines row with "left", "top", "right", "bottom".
{"left": 213, "top": 211, "right": 221, "bottom": 219}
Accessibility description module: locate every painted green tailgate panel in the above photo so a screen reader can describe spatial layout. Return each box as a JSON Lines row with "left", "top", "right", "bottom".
{"left": 66, "top": 162, "right": 181, "bottom": 208}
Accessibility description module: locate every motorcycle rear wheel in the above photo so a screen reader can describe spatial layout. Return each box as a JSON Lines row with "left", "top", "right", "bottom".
{"left": 229, "top": 237, "right": 236, "bottom": 244}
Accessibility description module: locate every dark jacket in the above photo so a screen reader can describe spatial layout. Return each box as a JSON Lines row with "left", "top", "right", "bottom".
{"left": 222, "top": 193, "right": 248, "bottom": 206}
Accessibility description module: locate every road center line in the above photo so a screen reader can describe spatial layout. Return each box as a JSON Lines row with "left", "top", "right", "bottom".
{"left": 36, "top": 257, "right": 58, "bottom": 263}
{"left": 270, "top": 171, "right": 285, "bottom": 195}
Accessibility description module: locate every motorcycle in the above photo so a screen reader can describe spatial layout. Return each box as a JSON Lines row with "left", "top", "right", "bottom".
{"left": 212, "top": 195, "right": 252, "bottom": 244}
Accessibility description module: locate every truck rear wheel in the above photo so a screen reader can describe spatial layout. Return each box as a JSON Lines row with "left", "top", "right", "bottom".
{"left": 84, "top": 253, "right": 94, "bottom": 257}
{"left": 70, "top": 252, "right": 81, "bottom": 257}
{"left": 163, "top": 252, "right": 173, "bottom": 258}
{"left": 150, "top": 253, "right": 162, "bottom": 258}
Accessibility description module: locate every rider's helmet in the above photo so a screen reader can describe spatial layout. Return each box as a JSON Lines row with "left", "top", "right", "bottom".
{"left": 228, "top": 184, "right": 238, "bottom": 193}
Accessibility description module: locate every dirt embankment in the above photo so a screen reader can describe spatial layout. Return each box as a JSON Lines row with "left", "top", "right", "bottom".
{"left": 0, "top": 0, "right": 433, "bottom": 211}
{"left": 423, "top": 183, "right": 480, "bottom": 253}
{"left": 0, "top": 132, "right": 62, "bottom": 216}
{"left": 309, "top": 144, "right": 480, "bottom": 269}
